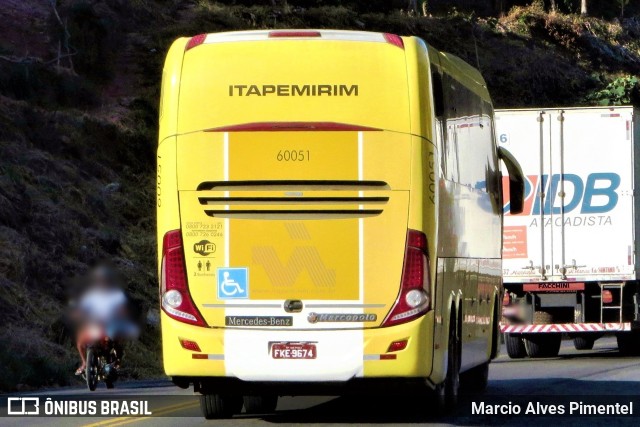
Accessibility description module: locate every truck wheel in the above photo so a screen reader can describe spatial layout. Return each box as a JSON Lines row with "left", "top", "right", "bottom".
{"left": 461, "top": 362, "right": 489, "bottom": 393}
{"left": 505, "top": 333, "right": 527, "bottom": 359}
{"left": 524, "top": 334, "right": 561, "bottom": 358}
{"left": 200, "top": 394, "right": 242, "bottom": 419}
{"left": 243, "top": 395, "right": 278, "bottom": 414}
{"left": 617, "top": 332, "right": 640, "bottom": 356}
{"left": 573, "top": 337, "right": 595, "bottom": 350}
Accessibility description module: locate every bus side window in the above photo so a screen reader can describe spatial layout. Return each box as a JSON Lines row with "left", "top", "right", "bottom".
{"left": 442, "top": 74, "right": 460, "bottom": 183}
{"left": 429, "top": 70, "right": 445, "bottom": 180}
{"left": 484, "top": 103, "right": 502, "bottom": 210}
{"left": 431, "top": 70, "right": 445, "bottom": 118}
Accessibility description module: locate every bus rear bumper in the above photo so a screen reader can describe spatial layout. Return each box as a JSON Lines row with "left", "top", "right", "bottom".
{"left": 162, "top": 311, "right": 434, "bottom": 384}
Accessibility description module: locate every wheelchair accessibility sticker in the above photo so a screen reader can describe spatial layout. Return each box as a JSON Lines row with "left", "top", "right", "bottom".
{"left": 217, "top": 268, "right": 249, "bottom": 299}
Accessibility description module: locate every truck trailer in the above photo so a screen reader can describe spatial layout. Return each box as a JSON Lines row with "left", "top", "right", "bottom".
{"left": 497, "top": 106, "right": 640, "bottom": 358}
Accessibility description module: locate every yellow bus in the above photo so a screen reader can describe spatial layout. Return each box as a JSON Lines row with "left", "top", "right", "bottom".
{"left": 157, "top": 29, "right": 524, "bottom": 418}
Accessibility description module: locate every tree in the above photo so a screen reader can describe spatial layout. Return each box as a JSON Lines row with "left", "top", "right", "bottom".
{"left": 618, "top": 0, "right": 630, "bottom": 18}
{"left": 408, "top": 0, "right": 418, "bottom": 15}
{"left": 580, "top": 0, "right": 588, "bottom": 15}
{"left": 50, "top": 0, "right": 75, "bottom": 72}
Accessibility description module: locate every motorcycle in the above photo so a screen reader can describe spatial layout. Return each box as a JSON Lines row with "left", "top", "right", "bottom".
{"left": 82, "top": 325, "right": 119, "bottom": 391}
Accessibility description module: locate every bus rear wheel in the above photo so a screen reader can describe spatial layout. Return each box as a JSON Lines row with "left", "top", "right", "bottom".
{"left": 461, "top": 362, "right": 489, "bottom": 393}
{"left": 505, "top": 333, "right": 526, "bottom": 359}
{"left": 435, "top": 310, "right": 460, "bottom": 414}
{"left": 617, "top": 332, "right": 640, "bottom": 356}
{"left": 524, "top": 334, "right": 561, "bottom": 358}
{"left": 243, "top": 395, "right": 278, "bottom": 414}
{"left": 200, "top": 394, "right": 243, "bottom": 419}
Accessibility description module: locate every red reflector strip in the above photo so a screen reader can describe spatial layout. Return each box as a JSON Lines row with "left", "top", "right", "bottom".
{"left": 269, "top": 30, "right": 321, "bottom": 38}
{"left": 501, "top": 322, "right": 632, "bottom": 333}
{"left": 383, "top": 33, "right": 404, "bottom": 49}
{"left": 185, "top": 34, "right": 206, "bottom": 51}
{"left": 523, "top": 282, "right": 585, "bottom": 292}
{"left": 192, "top": 354, "right": 225, "bottom": 360}
{"left": 205, "top": 122, "right": 382, "bottom": 132}
{"left": 364, "top": 354, "right": 398, "bottom": 361}
{"left": 601, "top": 113, "right": 621, "bottom": 118}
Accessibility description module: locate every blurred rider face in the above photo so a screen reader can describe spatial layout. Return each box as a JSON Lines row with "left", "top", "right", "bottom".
{"left": 88, "top": 266, "right": 117, "bottom": 290}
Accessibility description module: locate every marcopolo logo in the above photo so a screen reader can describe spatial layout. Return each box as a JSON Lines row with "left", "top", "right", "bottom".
{"left": 503, "top": 172, "right": 620, "bottom": 216}
{"left": 307, "top": 312, "right": 377, "bottom": 323}
{"left": 193, "top": 240, "right": 216, "bottom": 256}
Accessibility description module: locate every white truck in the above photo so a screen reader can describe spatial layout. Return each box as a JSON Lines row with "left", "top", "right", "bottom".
{"left": 497, "top": 106, "right": 640, "bottom": 358}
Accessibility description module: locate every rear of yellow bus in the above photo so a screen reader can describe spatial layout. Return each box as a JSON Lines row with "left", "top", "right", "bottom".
{"left": 157, "top": 30, "right": 437, "bottom": 416}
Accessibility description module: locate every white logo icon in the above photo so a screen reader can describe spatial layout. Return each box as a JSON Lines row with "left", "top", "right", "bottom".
{"left": 220, "top": 272, "right": 244, "bottom": 296}
{"left": 7, "top": 397, "right": 40, "bottom": 415}
{"left": 217, "top": 268, "right": 249, "bottom": 299}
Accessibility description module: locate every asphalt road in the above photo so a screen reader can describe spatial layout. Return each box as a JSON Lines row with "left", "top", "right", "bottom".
{"left": 3, "top": 336, "right": 640, "bottom": 427}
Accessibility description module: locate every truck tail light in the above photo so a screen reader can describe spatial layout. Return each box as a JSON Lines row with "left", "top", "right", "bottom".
{"left": 382, "top": 230, "right": 431, "bottom": 327}
{"left": 602, "top": 290, "right": 613, "bottom": 304}
{"left": 503, "top": 292, "right": 511, "bottom": 306}
{"left": 161, "top": 230, "right": 207, "bottom": 327}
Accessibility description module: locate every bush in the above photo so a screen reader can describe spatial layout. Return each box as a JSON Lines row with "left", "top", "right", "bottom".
{"left": 0, "top": 328, "right": 74, "bottom": 391}
{"left": 0, "top": 62, "right": 98, "bottom": 108}
{"left": 585, "top": 75, "right": 640, "bottom": 105}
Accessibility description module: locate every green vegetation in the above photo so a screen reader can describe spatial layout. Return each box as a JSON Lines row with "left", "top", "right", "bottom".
{"left": 0, "top": 0, "right": 638, "bottom": 390}
{"left": 585, "top": 75, "right": 639, "bottom": 105}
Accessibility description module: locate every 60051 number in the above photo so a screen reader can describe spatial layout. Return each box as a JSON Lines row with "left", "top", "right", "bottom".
{"left": 277, "top": 150, "right": 310, "bottom": 162}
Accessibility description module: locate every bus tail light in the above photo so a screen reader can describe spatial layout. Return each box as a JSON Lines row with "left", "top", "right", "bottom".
{"left": 382, "top": 230, "right": 431, "bottom": 327}
{"left": 185, "top": 34, "right": 206, "bottom": 51}
{"left": 161, "top": 230, "right": 207, "bottom": 327}
{"left": 269, "top": 30, "right": 321, "bottom": 38}
{"left": 383, "top": 33, "right": 404, "bottom": 49}
{"left": 205, "top": 122, "right": 382, "bottom": 133}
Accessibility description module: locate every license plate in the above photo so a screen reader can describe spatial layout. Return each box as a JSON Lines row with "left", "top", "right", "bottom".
{"left": 271, "top": 342, "right": 316, "bottom": 359}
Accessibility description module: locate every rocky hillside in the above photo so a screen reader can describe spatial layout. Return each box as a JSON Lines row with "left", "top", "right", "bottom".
{"left": 0, "top": 0, "right": 638, "bottom": 390}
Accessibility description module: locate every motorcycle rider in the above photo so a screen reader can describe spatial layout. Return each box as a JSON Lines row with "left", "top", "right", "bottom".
{"left": 72, "top": 265, "right": 138, "bottom": 375}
